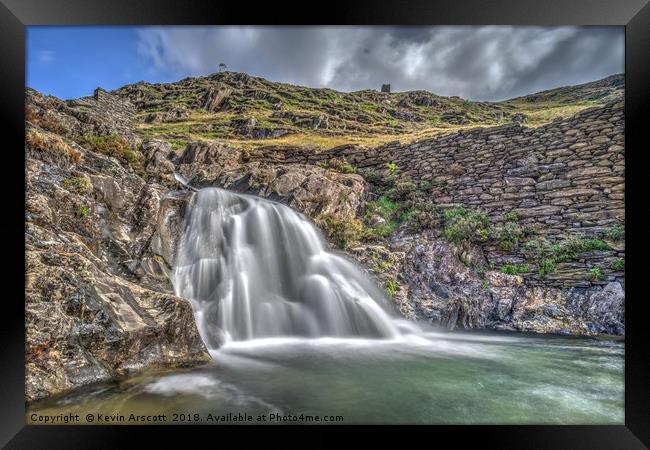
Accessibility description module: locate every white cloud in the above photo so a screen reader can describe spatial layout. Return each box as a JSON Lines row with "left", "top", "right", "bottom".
{"left": 135, "top": 26, "right": 623, "bottom": 101}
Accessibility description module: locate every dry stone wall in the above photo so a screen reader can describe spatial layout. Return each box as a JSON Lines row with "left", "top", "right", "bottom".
{"left": 68, "top": 88, "right": 140, "bottom": 144}
{"left": 248, "top": 100, "right": 625, "bottom": 288}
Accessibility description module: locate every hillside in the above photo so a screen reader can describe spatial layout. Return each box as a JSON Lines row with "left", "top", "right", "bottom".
{"left": 505, "top": 73, "right": 624, "bottom": 104}
{"left": 97, "top": 72, "right": 625, "bottom": 151}
{"left": 502, "top": 73, "right": 624, "bottom": 125}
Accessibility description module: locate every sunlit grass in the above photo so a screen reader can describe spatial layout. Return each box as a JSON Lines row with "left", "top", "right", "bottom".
{"left": 505, "top": 101, "right": 600, "bottom": 127}
{"left": 133, "top": 97, "right": 609, "bottom": 152}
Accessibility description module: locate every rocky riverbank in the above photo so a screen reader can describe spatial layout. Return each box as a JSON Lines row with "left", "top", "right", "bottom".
{"left": 25, "top": 96, "right": 212, "bottom": 402}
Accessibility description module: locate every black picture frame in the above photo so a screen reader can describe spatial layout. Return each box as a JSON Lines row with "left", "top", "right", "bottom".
{"left": 2, "top": 0, "right": 648, "bottom": 447}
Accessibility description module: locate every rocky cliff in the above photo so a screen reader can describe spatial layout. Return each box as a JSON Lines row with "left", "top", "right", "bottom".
{"left": 24, "top": 72, "right": 625, "bottom": 400}
{"left": 25, "top": 94, "right": 209, "bottom": 402}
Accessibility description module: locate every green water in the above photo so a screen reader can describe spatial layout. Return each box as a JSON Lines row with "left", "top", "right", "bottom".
{"left": 27, "top": 330, "right": 624, "bottom": 425}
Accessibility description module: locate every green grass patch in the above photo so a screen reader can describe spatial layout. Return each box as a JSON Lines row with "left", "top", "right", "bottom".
{"left": 63, "top": 176, "right": 92, "bottom": 194}
{"left": 500, "top": 264, "right": 531, "bottom": 276}
{"left": 384, "top": 279, "right": 399, "bottom": 298}
{"left": 315, "top": 214, "right": 364, "bottom": 250}
{"left": 317, "top": 159, "right": 357, "bottom": 174}
{"left": 442, "top": 207, "right": 490, "bottom": 244}
{"left": 538, "top": 258, "right": 557, "bottom": 278}
{"left": 75, "top": 205, "right": 90, "bottom": 218}
{"left": 522, "top": 234, "right": 612, "bottom": 279}
{"left": 590, "top": 267, "right": 605, "bottom": 281}
{"left": 363, "top": 195, "right": 404, "bottom": 239}
{"left": 610, "top": 257, "right": 624, "bottom": 272}
{"left": 605, "top": 225, "right": 624, "bottom": 241}
{"left": 361, "top": 169, "right": 382, "bottom": 184}
{"left": 366, "top": 196, "right": 400, "bottom": 220}
{"left": 491, "top": 221, "right": 523, "bottom": 252}
{"left": 82, "top": 135, "right": 146, "bottom": 178}
{"left": 582, "top": 238, "right": 610, "bottom": 251}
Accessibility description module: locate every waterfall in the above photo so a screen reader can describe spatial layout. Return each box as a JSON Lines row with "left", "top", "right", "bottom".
{"left": 172, "top": 187, "right": 409, "bottom": 350}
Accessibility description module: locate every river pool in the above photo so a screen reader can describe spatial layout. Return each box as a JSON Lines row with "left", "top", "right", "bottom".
{"left": 27, "top": 329, "right": 624, "bottom": 425}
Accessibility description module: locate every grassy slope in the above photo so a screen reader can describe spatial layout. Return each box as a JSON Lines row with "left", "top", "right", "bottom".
{"left": 501, "top": 74, "right": 624, "bottom": 126}
{"left": 112, "top": 72, "right": 624, "bottom": 151}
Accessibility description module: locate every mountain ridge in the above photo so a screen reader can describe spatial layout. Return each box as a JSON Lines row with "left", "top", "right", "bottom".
{"left": 111, "top": 71, "right": 623, "bottom": 103}
{"left": 105, "top": 71, "right": 624, "bottom": 150}
{"left": 28, "top": 72, "right": 623, "bottom": 152}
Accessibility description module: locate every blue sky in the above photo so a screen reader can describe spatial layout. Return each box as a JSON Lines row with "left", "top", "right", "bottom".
{"left": 27, "top": 26, "right": 624, "bottom": 101}
{"left": 27, "top": 27, "right": 178, "bottom": 99}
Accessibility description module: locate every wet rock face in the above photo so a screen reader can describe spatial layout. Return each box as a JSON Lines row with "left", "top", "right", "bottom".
{"left": 25, "top": 135, "right": 209, "bottom": 403}
{"left": 176, "top": 141, "right": 243, "bottom": 182}
{"left": 370, "top": 229, "right": 625, "bottom": 336}
{"left": 150, "top": 191, "right": 193, "bottom": 268}
{"left": 347, "top": 244, "right": 414, "bottom": 319}
{"left": 176, "top": 143, "right": 367, "bottom": 223}
{"left": 214, "top": 162, "right": 366, "bottom": 221}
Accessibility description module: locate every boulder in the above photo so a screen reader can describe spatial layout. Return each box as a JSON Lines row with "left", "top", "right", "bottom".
{"left": 176, "top": 141, "right": 242, "bottom": 183}
{"left": 141, "top": 139, "right": 176, "bottom": 185}
{"left": 213, "top": 162, "right": 366, "bottom": 222}
{"left": 511, "top": 113, "right": 528, "bottom": 124}
{"left": 200, "top": 86, "right": 232, "bottom": 112}
{"left": 585, "top": 281, "right": 624, "bottom": 334}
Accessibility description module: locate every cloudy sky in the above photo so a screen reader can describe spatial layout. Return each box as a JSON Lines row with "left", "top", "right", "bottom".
{"left": 27, "top": 26, "right": 623, "bottom": 101}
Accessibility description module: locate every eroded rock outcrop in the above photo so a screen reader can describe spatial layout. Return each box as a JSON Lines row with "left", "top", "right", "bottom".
{"left": 176, "top": 142, "right": 367, "bottom": 222}
{"left": 25, "top": 126, "right": 209, "bottom": 402}
{"left": 140, "top": 139, "right": 177, "bottom": 186}
{"left": 176, "top": 141, "right": 242, "bottom": 181}
{"left": 353, "top": 229, "right": 624, "bottom": 336}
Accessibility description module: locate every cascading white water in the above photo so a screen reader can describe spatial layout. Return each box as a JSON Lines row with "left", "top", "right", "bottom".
{"left": 172, "top": 187, "right": 411, "bottom": 350}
